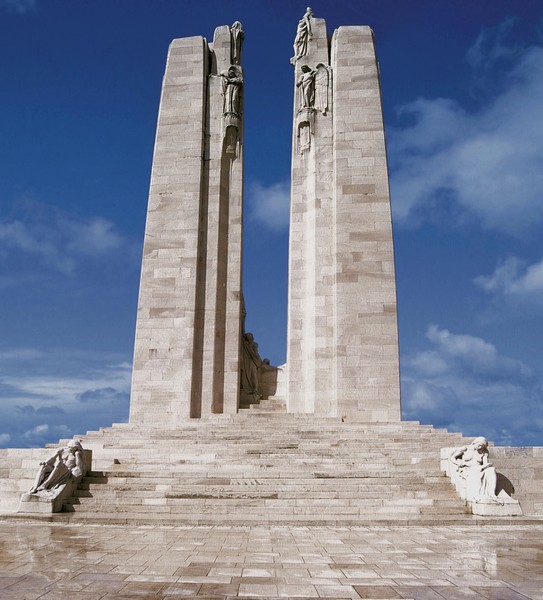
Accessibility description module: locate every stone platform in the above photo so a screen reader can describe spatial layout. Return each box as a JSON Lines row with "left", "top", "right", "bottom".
{"left": 1, "top": 520, "right": 542, "bottom": 599}
{"left": 3, "top": 399, "right": 542, "bottom": 524}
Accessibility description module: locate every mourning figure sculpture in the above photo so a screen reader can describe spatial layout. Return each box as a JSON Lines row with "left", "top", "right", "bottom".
{"left": 449, "top": 437, "right": 503, "bottom": 504}
{"left": 443, "top": 436, "right": 522, "bottom": 516}
{"left": 29, "top": 439, "right": 85, "bottom": 495}
{"left": 19, "top": 439, "right": 89, "bottom": 514}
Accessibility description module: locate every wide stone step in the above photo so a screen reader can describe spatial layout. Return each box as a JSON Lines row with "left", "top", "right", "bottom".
{"left": 63, "top": 505, "right": 472, "bottom": 526}
{"left": 81, "top": 476, "right": 455, "bottom": 489}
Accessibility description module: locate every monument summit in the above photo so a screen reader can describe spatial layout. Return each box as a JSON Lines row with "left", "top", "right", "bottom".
{"left": 1, "top": 9, "right": 541, "bottom": 524}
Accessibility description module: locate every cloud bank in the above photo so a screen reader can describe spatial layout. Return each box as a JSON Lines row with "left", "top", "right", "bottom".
{"left": 0, "top": 349, "right": 131, "bottom": 448}
{"left": 475, "top": 255, "right": 543, "bottom": 307}
{"left": 389, "top": 38, "right": 543, "bottom": 236}
{"left": 0, "top": 200, "right": 130, "bottom": 275}
{"left": 402, "top": 325, "right": 543, "bottom": 446}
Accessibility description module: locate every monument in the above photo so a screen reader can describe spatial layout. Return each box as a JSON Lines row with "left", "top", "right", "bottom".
{"left": 129, "top": 9, "right": 400, "bottom": 426}
{"left": 2, "top": 11, "right": 543, "bottom": 597}
{"left": 2, "top": 9, "right": 541, "bottom": 527}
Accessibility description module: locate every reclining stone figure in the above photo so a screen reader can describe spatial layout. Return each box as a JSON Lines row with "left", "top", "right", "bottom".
{"left": 19, "top": 440, "right": 89, "bottom": 513}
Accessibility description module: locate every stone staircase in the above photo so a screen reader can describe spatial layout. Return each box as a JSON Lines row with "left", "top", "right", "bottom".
{"left": 52, "top": 399, "right": 479, "bottom": 525}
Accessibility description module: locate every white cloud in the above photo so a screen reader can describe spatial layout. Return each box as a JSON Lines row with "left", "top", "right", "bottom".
{"left": 389, "top": 39, "right": 543, "bottom": 236}
{"left": 0, "top": 433, "right": 11, "bottom": 445}
{"left": 423, "top": 324, "right": 530, "bottom": 380}
{"left": 0, "top": 0, "right": 36, "bottom": 14}
{"left": 0, "top": 219, "right": 75, "bottom": 274}
{"left": 0, "top": 348, "right": 44, "bottom": 361}
{"left": 64, "top": 217, "right": 125, "bottom": 256}
{"left": 2, "top": 362, "right": 132, "bottom": 409}
{"left": 247, "top": 181, "right": 290, "bottom": 232}
{"left": 0, "top": 200, "right": 131, "bottom": 274}
{"left": 466, "top": 17, "right": 518, "bottom": 70}
{"left": 23, "top": 424, "right": 49, "bottom": 439}
{"left": 402, "top": 325, "right": 543, "bottom": 445}
{"left": 475, "top": 256, "right": 543, "bottom": 305}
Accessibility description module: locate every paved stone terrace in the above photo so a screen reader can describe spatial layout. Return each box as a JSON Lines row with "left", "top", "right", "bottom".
{"left": 0, "top": 521, "right": 542, "bottom": 599}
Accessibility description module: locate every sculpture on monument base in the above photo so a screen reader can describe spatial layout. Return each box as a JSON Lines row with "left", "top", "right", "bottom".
{"left": 443, "top": 436, "right": 522, "bottom": 516}
{"left": 19, "top": 440, "right": 90, "bottom": 513}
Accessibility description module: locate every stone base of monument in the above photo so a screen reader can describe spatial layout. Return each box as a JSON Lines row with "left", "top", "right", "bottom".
{"left": 27, "top": 414, "right": 481, "bottom": 525}
{"left": 3, "top": 418, "right": 541, "bottom": 523}
{"left": 17, "top": 449, "right": 92, "bottom": 514}
{"left": 441, "top": 447, "right": 522, "bottom": 517}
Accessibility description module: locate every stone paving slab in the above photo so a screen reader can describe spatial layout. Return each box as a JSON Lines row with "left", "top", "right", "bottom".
{"left": 0, "top": 521, "right": 542, "bottom": 599}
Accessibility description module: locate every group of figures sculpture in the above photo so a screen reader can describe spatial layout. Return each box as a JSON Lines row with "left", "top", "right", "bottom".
{"left": 296, "top": 64, "right": 330, "bottom": 114}
{"left": 238, "top": 296, "right": 276, "bottom": 405}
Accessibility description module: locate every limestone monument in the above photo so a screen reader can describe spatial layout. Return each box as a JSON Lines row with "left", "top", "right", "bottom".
{"left": 128, "top": 8, "right": 400, "bottom": 426}
{"left": 3, "top": 10, "right": 539, "bottom": 525}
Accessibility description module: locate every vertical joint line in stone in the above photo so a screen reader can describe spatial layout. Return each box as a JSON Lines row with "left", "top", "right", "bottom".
{"left": 190, "top": 38, "right": 212, "bottom": 419}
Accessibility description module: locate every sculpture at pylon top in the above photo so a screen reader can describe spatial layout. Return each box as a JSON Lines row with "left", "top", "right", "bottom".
{"left": 291, "top": 7, "right": 314, "bottom": 65}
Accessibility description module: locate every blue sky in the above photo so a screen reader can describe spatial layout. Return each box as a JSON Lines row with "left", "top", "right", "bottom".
{"left": 1, "top": 0, "right": 543, "bottom": 448}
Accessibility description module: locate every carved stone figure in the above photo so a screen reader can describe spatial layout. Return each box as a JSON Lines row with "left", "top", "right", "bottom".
{"left": 449, "top": 437, "right": 502, "bottom": 504}
{"left": 29, "top": 440, "right": 85, "bottom": 495}
{"left": 220, "top": 65, "right": 243, "bottom": 118}
{"left": 291, "top": 7, "right": 314, "bottom": 65}
{"left": 240, "top": 332, "right": 262, "bottom": 401}
{"left": 297, "top": 65, "right": 316, "bottom": 110}
{"left": 230, "top": 21, "right": 244, "bottom": 65}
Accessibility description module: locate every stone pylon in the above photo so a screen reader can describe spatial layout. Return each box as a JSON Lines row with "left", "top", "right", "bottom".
{"left": 287, "top": 10, "right": 401, "bottom": 421}
{"left": 129, "top": 24, "right": 245, "bottom": 426}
